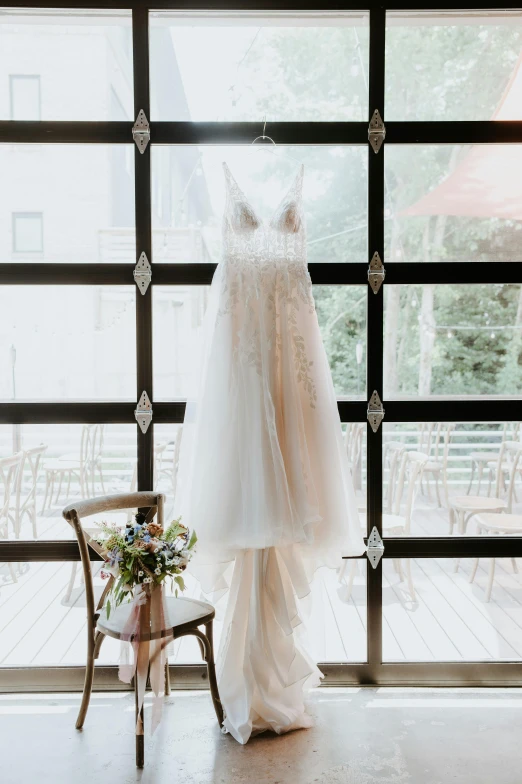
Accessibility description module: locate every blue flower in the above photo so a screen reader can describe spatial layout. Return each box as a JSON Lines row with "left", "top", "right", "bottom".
{"left": 108, "top": 548, "right": 122, "bottom": 567}
{"left": 142, "top": 533, "right": 151, "bottom": 543}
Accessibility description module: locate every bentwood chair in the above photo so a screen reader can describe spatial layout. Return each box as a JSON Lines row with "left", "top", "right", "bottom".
{"left": 63, "top": 491, "right": 224, "bottom": 767}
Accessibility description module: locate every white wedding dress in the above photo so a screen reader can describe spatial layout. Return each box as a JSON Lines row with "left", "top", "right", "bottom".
{"left": 175, "top": 162, "right": 365, "bottom": 744}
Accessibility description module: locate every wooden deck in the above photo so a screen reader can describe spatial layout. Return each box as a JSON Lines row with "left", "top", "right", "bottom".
{"left": 2, "top": 435, "right": 522, "bottom": 667}
{"left": 2, "top": 499, "right": 522, "bottom": 666}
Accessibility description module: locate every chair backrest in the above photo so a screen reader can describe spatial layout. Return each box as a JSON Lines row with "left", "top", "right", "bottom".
{"left": 0, "top": 452, "right": 23, "bottom": 524}
{"left": 392, "top": 450, "right": 428, "bottom": 534}
{"left": 383, "top": 440, "right": 406, "bottom": 513}
{"left": 63, "top": 491, "right": 166, "bottom": 621}
{"left": 14, "top": 444, "right": 47, "bottom": 530}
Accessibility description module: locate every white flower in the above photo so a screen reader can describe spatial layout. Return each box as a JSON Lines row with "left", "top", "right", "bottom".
{"left": 143, "top": 577, "right": 152, "bottom": 584}
{"left": 138, "top": 570, "right": 144, "bottom": 577}
{"left": 154, "top": 567, "right": 162, "bottom": 575}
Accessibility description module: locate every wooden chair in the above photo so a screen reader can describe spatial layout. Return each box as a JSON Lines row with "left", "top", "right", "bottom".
{"left": 340, "top": 451, "right": 428, "bottom": 602}
{"left": 418, "top": 423, "right": 455, "bottom": 508}
{"left": 13, "top": 444, "right": 47, "bottom": 538}
{"left": 449, "top": 440, "right": 521, "bottom": 537}
{"left": 62, "top": 491, "right": 224, "bottom": 767}
{"left": 0, "top": 452, "right": 23, "bottom": 583}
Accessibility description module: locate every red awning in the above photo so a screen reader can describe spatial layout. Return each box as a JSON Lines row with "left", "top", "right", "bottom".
{"left": 402, "top": 52, "right": 522, "bottom": 220}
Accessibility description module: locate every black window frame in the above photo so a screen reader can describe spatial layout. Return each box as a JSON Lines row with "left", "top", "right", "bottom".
{"left": 1, "top": 1, "right": 522, "bottom": 691}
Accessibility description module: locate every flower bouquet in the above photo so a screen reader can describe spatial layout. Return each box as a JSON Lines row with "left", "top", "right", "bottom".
{"left": 95, "top": 512, "right": 197, "bottom": 735}
{"left": 96, "top": 512, "right": 197, "bottom": 618}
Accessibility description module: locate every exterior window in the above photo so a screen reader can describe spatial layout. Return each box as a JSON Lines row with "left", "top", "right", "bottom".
{"left": 12, "top": 212, "right": 43, "bottom": 253}
{"left": 9, "top": 75, "right": 41, "bottom": 120}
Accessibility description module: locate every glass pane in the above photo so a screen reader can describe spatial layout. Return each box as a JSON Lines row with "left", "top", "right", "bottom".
{"left": 384, "top": 284, "right": 522, "bottom": 398}
{"left": 1, "top": 145, "right": 135, "bottom": 264}
{"left": 386, "top": 11, "right": 522, "bottom": 121}
{"left": 153, "top": 286, "right": 209, "bottom": 400}
{"left": 0, "top": 286, "right": 136, "bottom": 400}
{"left": 150, "top": 12, "right": 368, "bottom": 122}
{"left": 153, "top": 285, "right": 366, "bottom": 400}
{"left": 382, "top": 421, "right": 522, "bottom": 538}
{"left": 151, "top": 146, "right": 367, "bottom": 265}
{"left": 10, "top": 75, "right": 40, "bottom": 120}
{"left": 154, "top": 423, "right": 367, "bottom": 663}
{"left": 0, "top": 9, "right": 133, "bottom": 121}
{"left": 0, "top": 424, "right": 136, "bottom": 541}
{"left": 0, "top": 562, "right": 124, "bottom": 665}
{"left": 383, "top": 558, "right": 522, "bottom": 661}
{"left": 385, "top": 145, "right": 522, "bottom": 265}
{"left": 316, "top": 286, "right": 367, "bottom": 400}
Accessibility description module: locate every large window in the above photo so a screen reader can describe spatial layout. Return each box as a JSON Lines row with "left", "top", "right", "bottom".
{"left": 1, "top": 4, "right": 522, "bottom": 691}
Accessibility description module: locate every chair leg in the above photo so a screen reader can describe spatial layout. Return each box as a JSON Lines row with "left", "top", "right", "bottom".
{"left": 485, "top": 559, "right": 496, "bottom": 603}
{"left": 64, "top": 562, "right": 78, "bottom": 603}
{"left": 449, "top": 507, "right": 455, "bottom": 535}
{"left": 512, "top": 557, "right": 519, "bottom": 575}
{"left": 164, "top": 658, "right": 171, "bottom": 697}
{"left": 135, "top": 677, "right": 144, "bottom": 768}
{"left": 466, "top": 459, "right": 475, "bottom": 495}
{"left": 8, "top": 563, "right": 18, "bottom": 583}
{"left": 204, "top": 621, "right": 224, "bottom": 727}
{"left": 405, "top": 559, "right": 416, "bottom": 602}
{"left": 469, "top": 558, "right": 479, "bottom": 584}
{"left": 434, "top": 474, "right": 442, "bottom": 508}
{"left": 76, "top": 633, "right": 96, "bottom": 730}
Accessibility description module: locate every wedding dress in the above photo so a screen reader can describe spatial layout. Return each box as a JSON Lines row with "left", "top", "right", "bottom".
{"left": 175, "top": 161, "right": 365, "bottom": 744}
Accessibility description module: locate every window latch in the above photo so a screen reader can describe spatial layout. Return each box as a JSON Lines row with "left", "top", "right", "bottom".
{"left": 134, "top": 252, "right": 151, "bottom": 295}
{"left": 132, "top": 109, "right": 150, "bottom": 154}
{"left": 368, "top": 251, "right": 385, "bottom": 294}
{"left": 367, "top": 390, "right": 385, "bottom": 433}
{"left": 135, "top": 390, "right": 153, "bottom": 434}
{"left": 366, "top": 527, "right": 384, "bottom": 568}
{"left": 368, "top": 109, "right": 385, "bottom": 153}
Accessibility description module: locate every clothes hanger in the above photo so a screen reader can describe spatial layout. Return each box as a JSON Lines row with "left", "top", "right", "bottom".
{"left": 247, "top": 117, "right": 303, "bottom": 166}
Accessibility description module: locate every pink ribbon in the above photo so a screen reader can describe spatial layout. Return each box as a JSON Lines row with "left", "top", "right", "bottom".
{"left": 118, "top": 584, "right": 172, "bottom": 735}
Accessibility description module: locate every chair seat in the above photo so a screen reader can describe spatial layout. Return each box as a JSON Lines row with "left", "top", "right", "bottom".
{"left": 451, "top": 495, "right": 507, "bottom": 512}
{"left": 424, "top": 460, "right": 442, "bottom": 472}
{"left": 45, "top": 459, "right": 80, "bottom": 472}
{"left": 96, "top": 595, "right": 215, "bottom": 641}
{"left": 471, "top": 452, "right": 498, "bottom": 463}
{"left": 475, "top": 513, "right": 522, "bottom": 534}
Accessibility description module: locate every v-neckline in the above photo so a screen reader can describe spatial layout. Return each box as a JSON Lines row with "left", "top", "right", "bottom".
{"left": 223, "top": 161, "right": 303, "bottom": 227}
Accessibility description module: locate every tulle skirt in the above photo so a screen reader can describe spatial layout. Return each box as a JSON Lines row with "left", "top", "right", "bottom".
{"left": 174, "top": 259, "right": 365, "bottom": 743}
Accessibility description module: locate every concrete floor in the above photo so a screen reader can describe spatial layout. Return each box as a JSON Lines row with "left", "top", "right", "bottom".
{"left": 1, "top": 687, "right": 520, "bottom": 784}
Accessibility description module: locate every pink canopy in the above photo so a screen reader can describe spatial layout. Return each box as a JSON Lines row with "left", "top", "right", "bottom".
{"left": 402, "top": 52, "right": 522, "bottom": 220}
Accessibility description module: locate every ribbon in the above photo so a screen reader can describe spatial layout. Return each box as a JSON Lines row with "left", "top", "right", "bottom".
{"left": 118, "top": 583, "right": 173, "bottom": 735}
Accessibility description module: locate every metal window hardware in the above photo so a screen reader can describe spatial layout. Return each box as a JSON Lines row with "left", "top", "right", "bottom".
{"left": 135, "top": 390, "right": 152, "bottom": 434}
{"left": 368, "top": 251, "right": 385, "bottom": 294}
{"left": 134, "top": 252, "right": 151, "bottom": 295}
{"left": 132, "top": 109, "right": 150, "bottom": 154}
{"left": 367, "top": 390, "right": 385, "bottom": 433}
{"left": 368, "top": 109, "right": 385, "bottom": 153}
{"left": 366, "top": 526, "right": 384, "bottom": 568}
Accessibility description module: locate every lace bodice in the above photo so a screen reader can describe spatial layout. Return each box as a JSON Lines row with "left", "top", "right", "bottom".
{"left": 222, "top": 161, "right": 306, "bottom": 268}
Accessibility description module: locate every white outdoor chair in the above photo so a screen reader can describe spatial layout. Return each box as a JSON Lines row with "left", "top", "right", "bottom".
{"left": 13, "top": 444, "right": 47, "bottom": 538}
{"left": 466, "top": 442, "right": 522, "bottom": 602}
{"left": 340, "top": 450, "right": 428, "bottom": 602}
{"left": 449, "top": 440, "right": 521, "bottom": 537}
{"left": 0, "top": 452, "right": 23, "bottom": 582}
{"left": 418, "top": 423, "right": 455, "bottom": 508}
